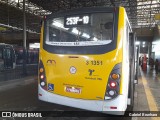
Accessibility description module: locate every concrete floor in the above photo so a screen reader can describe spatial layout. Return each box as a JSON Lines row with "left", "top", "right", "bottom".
{"left": 133, "top": 66, "right": 160, "bottom": 120}
{"left": 145, "top": 67, "right": 160, "bottom": 111}
{"left": 0, "top": 66, "right": 160, "bottom": 120}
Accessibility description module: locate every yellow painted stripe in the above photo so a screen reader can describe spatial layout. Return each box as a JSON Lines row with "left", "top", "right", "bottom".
{"left": 140, "top": 70, "right": 159, "bottom": 120}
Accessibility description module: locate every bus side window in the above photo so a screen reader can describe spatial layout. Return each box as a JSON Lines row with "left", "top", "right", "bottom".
{"left": 126, "top": 22, "right": 129, "bottom": 62}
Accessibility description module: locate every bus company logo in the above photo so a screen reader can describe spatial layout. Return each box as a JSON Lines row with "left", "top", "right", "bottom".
{"left": 88, "top": 69, "right": 95, "bottom": 76}
{"left": 47, "top": 60, "right": 56, "bottom": 66}
{"left": 69, "top": 66, "right": 77, "bottom": 74}
{"left": 65, "top": 86, "right": 81, "bottom": 94}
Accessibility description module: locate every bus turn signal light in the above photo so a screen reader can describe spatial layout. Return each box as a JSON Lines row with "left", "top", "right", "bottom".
{"left": 111, "top": 73, "right": 119, "bottom": 80}
{"left": 40, "top": 68, "right": 44, "bottom": 73}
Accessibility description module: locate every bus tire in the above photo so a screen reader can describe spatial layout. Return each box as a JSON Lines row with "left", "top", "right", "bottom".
{"left": 127, "top": 78, "right": 134, "bottom": 111}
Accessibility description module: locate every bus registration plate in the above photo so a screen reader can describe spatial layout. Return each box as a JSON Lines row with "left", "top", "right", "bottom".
{"left": 65, "top": 86, "right": 81, "bottom": 94}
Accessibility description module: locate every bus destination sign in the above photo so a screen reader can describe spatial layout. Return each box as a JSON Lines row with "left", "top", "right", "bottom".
{"left": 64, "top": 15, "right": 90, "bottom": 27}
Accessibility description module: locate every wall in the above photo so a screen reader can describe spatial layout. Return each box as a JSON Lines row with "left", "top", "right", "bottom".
{"left": 137, "top": 36, "right": 153, "bottom": 54}
{"left": 133, "top": 28, "right": 153, "bottom": 55}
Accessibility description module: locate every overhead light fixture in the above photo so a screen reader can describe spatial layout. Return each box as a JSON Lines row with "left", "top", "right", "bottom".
{"left": 142, "top": 42, "right": 145, "bottom": 45}
{"left": 136, "top": 41, "right": 140, "bottom": 45}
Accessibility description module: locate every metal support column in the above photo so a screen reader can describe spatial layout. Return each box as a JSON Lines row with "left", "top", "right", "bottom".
{"left": 148, "top": 42, "right": 152, "bottom": 63}
{"left": 23, "top": 0, "right": 27, "bottom": 75}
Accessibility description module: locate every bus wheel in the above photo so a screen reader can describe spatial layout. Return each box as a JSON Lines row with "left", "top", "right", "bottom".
{"left": 127, "top": 104, "right": 133, "bottom": 111}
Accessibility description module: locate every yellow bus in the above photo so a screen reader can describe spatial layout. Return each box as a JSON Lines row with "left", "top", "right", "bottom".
{"left": 38, "top": 7, "right": 136, "bottom": 115}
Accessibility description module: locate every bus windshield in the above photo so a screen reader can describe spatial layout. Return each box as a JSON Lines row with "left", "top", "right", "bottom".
{"left": 45, "top": 13, "right": 113, "bottom": 46}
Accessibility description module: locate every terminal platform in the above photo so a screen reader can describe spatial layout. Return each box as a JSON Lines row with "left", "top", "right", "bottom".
{"left": 133, "top": 66, "right": 160, "bottom": 120}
